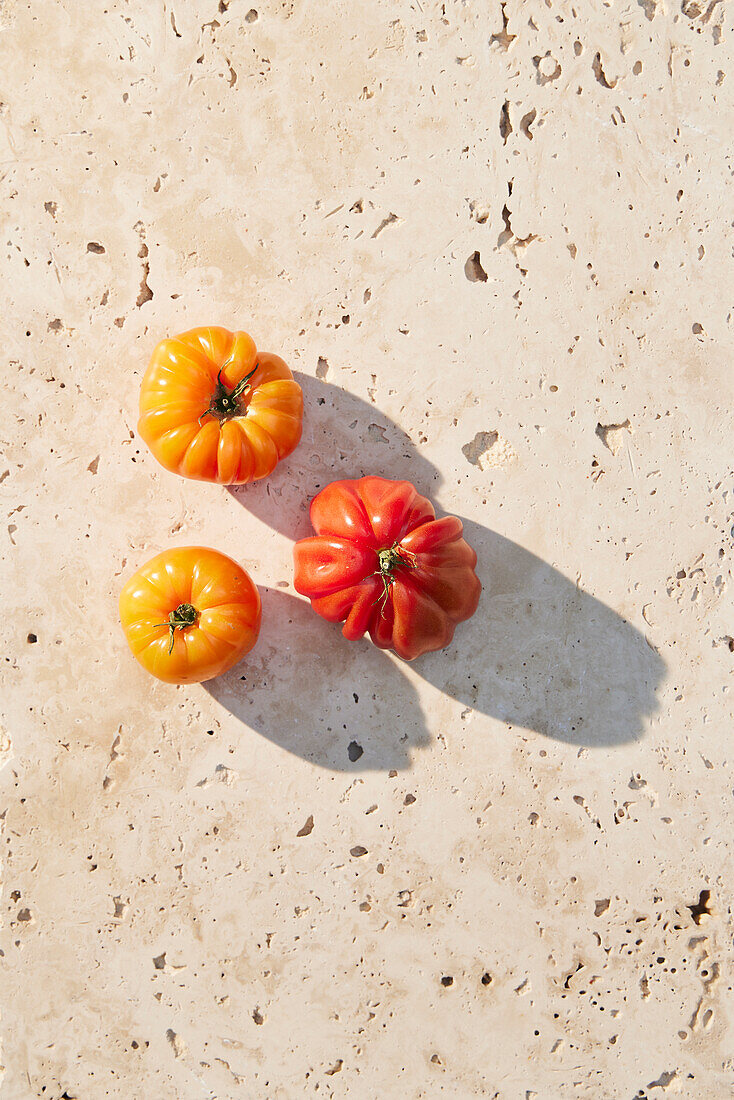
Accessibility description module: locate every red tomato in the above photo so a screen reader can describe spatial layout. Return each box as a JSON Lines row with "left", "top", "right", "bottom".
{"left": 119, "top": 547, "right": 261, "bottom": 684}
{"left": 293, "top": 477, "right": 481, "bottom": 660}
{"left": 138, "top": 326, "right": 303, "bottom": 484}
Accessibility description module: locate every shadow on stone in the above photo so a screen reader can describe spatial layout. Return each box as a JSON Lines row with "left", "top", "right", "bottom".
{"left": 206, "top": 372, "right": 665, "bottom": 768}
{"left": 205, "top": 587, "right": 430, "bottom": 773}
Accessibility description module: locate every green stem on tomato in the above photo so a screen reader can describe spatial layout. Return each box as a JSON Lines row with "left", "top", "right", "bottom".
{"left": 199, "top": 365, "right": 258, "bottom": 424}
{"left": 374, "top": 544, "right": 415, "bottom": 616}
{"left": 154, "top": 603, "right": 199, "bottom": 655}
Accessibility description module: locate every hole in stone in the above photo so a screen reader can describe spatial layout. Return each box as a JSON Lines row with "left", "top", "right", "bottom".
{"left": 465, "top": 251, "right": 488, "bottom": 282}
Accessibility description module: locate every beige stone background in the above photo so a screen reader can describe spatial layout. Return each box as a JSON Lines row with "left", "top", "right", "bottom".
{"left": 1, "top": 0, "right": 733, "bottom": 1096}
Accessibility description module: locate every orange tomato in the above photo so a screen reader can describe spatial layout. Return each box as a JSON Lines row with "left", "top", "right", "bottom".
{"left": 119, "top": 547, "right": 261, "bottom": 684}
{"left": 138, "top": 326, "right": 303, "bottom": 484}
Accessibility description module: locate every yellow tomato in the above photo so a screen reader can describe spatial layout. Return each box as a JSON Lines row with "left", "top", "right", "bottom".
{"left": 119, "top": 547, "right": 261, "bottom": 684}
{"left": 138, "top": 326, "right": 303, "bottom": 484}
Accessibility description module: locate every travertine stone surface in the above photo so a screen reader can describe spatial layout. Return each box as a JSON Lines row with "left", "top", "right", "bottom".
{"left": 1, "top": 0, "right": 733, "bottom": 1096}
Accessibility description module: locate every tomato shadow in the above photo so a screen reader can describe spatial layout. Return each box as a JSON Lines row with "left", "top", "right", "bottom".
{"left": 215, "top": 372, "right": 665, "bottom": 765}
{"left": 204, "top": 585, "right": 430, "bottom": 772}
{"left": 225, "top": 371, "right": 443, "bottom": 543}
{"left": 419, "top": 517, "right": 665, "bottom": 747}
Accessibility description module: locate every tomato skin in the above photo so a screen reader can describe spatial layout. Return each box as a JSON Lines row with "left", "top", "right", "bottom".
{"left": 119, "top": 547, "right": 261, "bottom": 684}
{"left": 138, "top": 327, "right": 303, "bottom": 484}
{"left": 293, "top": 477, "right": 481, "bottom": 660}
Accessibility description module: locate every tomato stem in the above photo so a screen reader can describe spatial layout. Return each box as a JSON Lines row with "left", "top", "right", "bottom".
{"left": 199, "top": 365, "right": 258, "bottom": 424}
{"left": 154, "top": 602, "right": 199, "bottom": 655}
{"left": 377, "top": 547, "right": 407, "bottom": 574}
{"left": 373, "top": 544, "right": 415, "bottom": 616}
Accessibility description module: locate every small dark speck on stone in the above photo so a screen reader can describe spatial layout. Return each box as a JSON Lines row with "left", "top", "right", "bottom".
{"left": 441, "top": 976, "right": 454, "bottom": 987}
{"left": 245, "top": 8, "right": 258, "bottom": 21}
{"left": 481, "top": 972, "right": 492, "bottom": 986}
{"left": 297, "top": 815, "right": 314, "bottom": 837}
{"left": 350, "top": 845, "right": 368, "bottom": 857}
{"left": 27, "top": 633, "right": 37, "bottom": 644}
{"left": 87, "top": 242, "right": 105, "bottom": 254}
{"left": 252, "top": 1007, "right": 264, "bottom": 1024}
{"left": 153, "top": 953, "right": 166, "bottom": 969}
{"left": 403, "top": 794, "right": 416, "bottom": 805}
{"left": 348, "top": 741, "right": 363, "bottom": 762}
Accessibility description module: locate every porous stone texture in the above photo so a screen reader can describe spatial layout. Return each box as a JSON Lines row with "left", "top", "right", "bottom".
{"left": 1, "top": 1, "right": 733, "bottom": 1097}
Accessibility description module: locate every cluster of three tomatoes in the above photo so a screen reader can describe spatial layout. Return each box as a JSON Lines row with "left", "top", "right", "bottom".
{"left": 119, "top": 326, "right": 481, "bottom": 684}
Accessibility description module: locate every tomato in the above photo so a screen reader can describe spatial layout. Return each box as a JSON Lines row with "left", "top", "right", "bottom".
{"left": 119, "top": 547, "right": 261, "bottom": 684}
{"left": 293, "top": 477, "right": 481, "bottom": 660}
{"left": 138, "top": 326, "right": 303, "bottom": 484}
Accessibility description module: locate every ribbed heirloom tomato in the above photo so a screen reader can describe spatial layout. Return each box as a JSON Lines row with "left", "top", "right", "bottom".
{"left": 293, "top": 477, "right": 481, "bottom": 660}
{"left": 138, "top": 326, "right": 303, "bottom": 484}
{"left": 119, "top": 547, "right": 261, "bottom": 684}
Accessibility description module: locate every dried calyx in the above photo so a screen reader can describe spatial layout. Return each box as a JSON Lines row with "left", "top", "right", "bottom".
{"left": 200, "top": 365, "right": 257, "bottom": 423}
{"left": 374, "top": 544, "right": 415, "bottom": 615}
{"left": 378, "top": 546, "right": 412, "bottom": 576}
{"left": 155, "top": 603, "right": 199, "bottom": 654}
